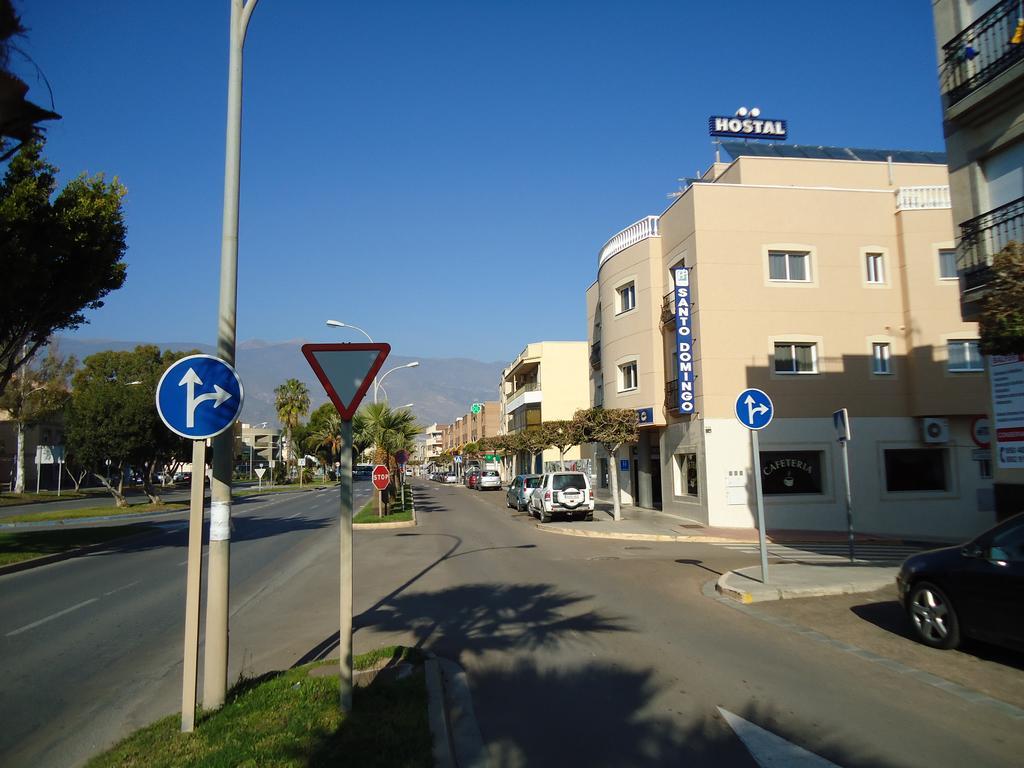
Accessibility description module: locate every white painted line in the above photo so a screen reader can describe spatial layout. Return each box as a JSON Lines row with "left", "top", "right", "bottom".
{"left": 6, "top": 598, "right": 99, "bottom": 637}
{"left": 103, "top": 580, "right": 140, "bottom": 597}
{"left": 718, "top": 707, "right": 842, "bottom": 767}
{"left": 286, "top": 511, "right": 302, "bottom": 520}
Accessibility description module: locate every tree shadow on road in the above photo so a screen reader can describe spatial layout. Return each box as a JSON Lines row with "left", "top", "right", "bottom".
{"left": 472, "top": 661, "right": 898, "bottom": 767}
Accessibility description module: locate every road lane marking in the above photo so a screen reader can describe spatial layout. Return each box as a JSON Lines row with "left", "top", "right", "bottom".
{"left": 103, "top": 580, "right": 140, "bottom": 597}
{"left": 718, "top": 707, "right": 841, "bottom": 767}
{"left": 6, "top": 598, "right": 99, "bottom": 637}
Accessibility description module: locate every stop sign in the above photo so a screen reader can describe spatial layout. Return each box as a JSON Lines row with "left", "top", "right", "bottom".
{"left": 371, "top": 464, "right": 390, "bottom": 490}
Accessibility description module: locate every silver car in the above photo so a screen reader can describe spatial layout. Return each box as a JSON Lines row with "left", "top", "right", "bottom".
{"left": 505, "top": 474, "right": 541, "bottom": 510}
{"left": 477, "top": 469, "right": 502, "bottom": 490}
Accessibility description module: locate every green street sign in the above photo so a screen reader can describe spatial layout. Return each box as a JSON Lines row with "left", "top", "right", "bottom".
{"left": 484, "top": 454, "right": 497, "bottom": 461}
{"left": 471, "top": 402, "right": 483, "bottom": 414}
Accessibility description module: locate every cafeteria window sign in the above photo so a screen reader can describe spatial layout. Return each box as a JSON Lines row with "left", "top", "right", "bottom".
{"left": 759, "top": 451, "right": 823, "bottom": 495}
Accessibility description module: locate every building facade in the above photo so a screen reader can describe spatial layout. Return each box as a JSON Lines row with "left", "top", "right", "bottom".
{"left": 587, "top": 145, "right": 993, "bottom": 540}
{"left": 499, "top": 341, "right": 591, "bottom": 474}
{"left": 931, "top": 0, "right": 1024, "bottom": 519}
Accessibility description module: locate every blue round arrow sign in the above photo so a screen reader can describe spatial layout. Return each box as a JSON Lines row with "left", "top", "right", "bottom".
{"left": 156, "top": 355, "right": 244, "bottom": 440}
{"left": 735, "top": 388, "right": 774, "bottom": 431}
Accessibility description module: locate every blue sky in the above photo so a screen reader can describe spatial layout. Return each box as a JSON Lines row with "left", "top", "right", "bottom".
{"left": 15, "top": 1, "right": 945, "bottom": 361}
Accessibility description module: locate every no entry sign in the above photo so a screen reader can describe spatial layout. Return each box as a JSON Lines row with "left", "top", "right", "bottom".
{"left": 372, "top": 465, "right": 390, "bottom": 490}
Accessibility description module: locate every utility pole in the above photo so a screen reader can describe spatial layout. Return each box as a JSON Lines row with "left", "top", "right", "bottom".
{"left": 206, "top": 0, "right": 259, "bottom": 711}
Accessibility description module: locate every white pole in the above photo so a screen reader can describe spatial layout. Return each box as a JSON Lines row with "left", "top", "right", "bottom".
{"left": 841, "top": 439, "right": 855, "bottom": 563}
{"left": 181, "top": 440, "right": 207, "bottom": 732}
{"left": 57, "top": 458, "right": 62, "bottom": 497}
{"left": 35, "top": 450, "right": 40, "bottom": 494}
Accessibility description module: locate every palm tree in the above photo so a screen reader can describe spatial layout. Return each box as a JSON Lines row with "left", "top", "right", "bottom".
{"left": 307, "top": 409, "right": 343, "bottom": 477}
{"left": 354, "top": 402, "right": 422, "bottom": 514}
{"left": 274, "top": 378, "right": 310, "bottom": 478}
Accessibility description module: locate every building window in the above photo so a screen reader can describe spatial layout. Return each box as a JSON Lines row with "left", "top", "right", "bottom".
{"left": 759, "top": 451, "right": 824, "bottom": 495}
{"left": 872, "top": 343, "right": 891, "bottom": 375}
{"left": 673, "top": 453, "right": 699, "bottom": 497}
{"left": 947, "top": 340, "right": 984, "bottom": 372}
{"left": 774, "top": 342, "right": 817, "bottom": 374}
{"left": 768, "top": 251, "right": 810, "bottom": 282}
{"left": 619, "top": 361, "right": 638, "bottom": 391}
{"left": 885, "top": 449, "right": 947, "bottom": 492}
{"left": 938, "top": 248, "right": 957, "bottom": 280}
{"left": 865, "top": 252, "right": 885, "bottom": 284}
{"left": 617, "top": 282, "right": 636, "bottom": 314}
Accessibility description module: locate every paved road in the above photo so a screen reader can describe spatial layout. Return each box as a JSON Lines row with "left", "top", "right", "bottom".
{"left": 349, "top": 481, "right": 1023, "bottom": 767}
{"left": 4, "top": 478, "right": 1023, "bottom": 766}
{"left": 0, "top": 483, "right": 372, "bottom": 768}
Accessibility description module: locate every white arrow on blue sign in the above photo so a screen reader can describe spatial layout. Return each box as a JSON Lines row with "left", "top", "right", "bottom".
{"left": 735, "top": 388, "right": 774, "bottom": 431}
{"left": 156, "top": 354, "right": 244, "bottom": 440}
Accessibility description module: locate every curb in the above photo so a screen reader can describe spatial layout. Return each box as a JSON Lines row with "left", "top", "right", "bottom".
{"left": 353, "top": 519, "right": 416, "bottom": 530}
{"left": 0, "top": 506, "right": 189, "bottom": 530}
{"left": 425, "top": 655, "right": 486, "bottom": 768}
{"left": 715, "top": 569, "right": 897, "bottom": 603}
{"left": 534, "top": 523, "right": 758, "bottom": 545}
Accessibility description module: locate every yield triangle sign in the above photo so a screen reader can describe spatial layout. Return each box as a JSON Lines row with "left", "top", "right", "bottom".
{"left": 302, "top": 343, "right": 390, "bottom": 420}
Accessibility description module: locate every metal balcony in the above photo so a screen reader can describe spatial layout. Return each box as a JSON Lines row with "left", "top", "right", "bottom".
{"left": 660, "top": 291, "right": 674, "bottom": 325}
{"left": 958, "top": 195, "right": 1024, "bottom": 292}
{"left": 589, "top": 342, "right": 601, "bottom": 369}
{"left": 665, "top": 379, "right": 679, "bottom": 412}
{"left": 942, "top": 0, "right": 1024, "bottom": 105}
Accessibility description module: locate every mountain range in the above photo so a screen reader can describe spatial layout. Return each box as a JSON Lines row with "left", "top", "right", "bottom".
{"left": 55, "top": 337, "right": 506, "bottom": 429}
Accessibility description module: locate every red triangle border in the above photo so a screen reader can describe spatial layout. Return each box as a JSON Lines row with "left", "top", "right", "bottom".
{"left": 301, "top": 343, "right": 391, "bottom": 421}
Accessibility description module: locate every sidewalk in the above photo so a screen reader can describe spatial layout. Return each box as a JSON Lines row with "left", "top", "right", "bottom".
{"left": 537, "top": 501, "right": 933, "bottom": 603}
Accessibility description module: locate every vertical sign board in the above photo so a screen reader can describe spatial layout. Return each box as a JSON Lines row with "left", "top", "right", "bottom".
{"left": 990, "top": 355, "right": 1024, "bottom": 468}
{"left": 673, "top": 267, "right": 696, "bottom": 413}
{"left": 155, "top": 354, "right": 244, "bottom": 733}
{"left": 302, "top": 342, "right": 390, "bottom": 714}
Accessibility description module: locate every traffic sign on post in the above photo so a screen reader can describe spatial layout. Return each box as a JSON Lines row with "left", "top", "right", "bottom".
{"left": 302, "top": 341, "right": 390, "bottom": 716}
{"left": 734, "top": 388, "right": 774, "bottom": 585}
{"left": 372, "top": 464, "right": 390, "bottom": 490}
{"left": 156, "top": 355, "right": 244, "bottom": 439}
{"left": 734, "top": 388, "right": 773, "bottom": 431}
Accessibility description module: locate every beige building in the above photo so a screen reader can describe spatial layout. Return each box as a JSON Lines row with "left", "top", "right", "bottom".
{"left": 586, "top": 144, "right": 993, "bottom": 540}
{"left": 931, "top": 0, "right": 1024, "bottom": 519}
{"left": 441, "top": 403, "right": 499, "bottom": 455}
{"left": 423, "top": 422, "right": 446, "bottom": 462}
{"left": 500, "top": 341, "right": 591, "bottom": 475}
{"left": 240, "top": 423, "right": 281, "bottom": 478}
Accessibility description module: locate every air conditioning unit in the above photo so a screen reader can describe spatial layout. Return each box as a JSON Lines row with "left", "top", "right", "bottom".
{"left": 922, "top": 417, "right": 950, "bottom": 444}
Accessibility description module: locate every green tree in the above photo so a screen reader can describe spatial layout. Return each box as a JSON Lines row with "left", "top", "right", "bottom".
{"left": 65, "top": 345, "right": 192, "bottom": 506}
{"left": 519, "top": 426, "right": 553, "bottom": 476}
{"left": 572, "top": 407, "right": 639, "bottom": 521}
{"left": 274, "top": 378, "right": 310, "bottom": 481}
{"left": 0, "top": 345, "right": 75, "bottom": 492}
{"left": 979, "top": 241, "right": 1024, "bottom": 355}
{"left": 354, "top": 402, "right": 421, "bottom": 515}
{"left": 545, "top": 419, "right": 584, "bottom": 471}
{"left": 0, "top": 140, "right": 127, "bottom": 395}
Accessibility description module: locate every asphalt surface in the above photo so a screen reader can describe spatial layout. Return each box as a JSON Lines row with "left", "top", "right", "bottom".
{"left": 350, "top": 481, "right": 1023, "bottom": 767}
{"left": 3, "top": 478, "right": 1023, "bottom": 766}
{"left": 0, "top": 482, "right": 373, "bottom": 768}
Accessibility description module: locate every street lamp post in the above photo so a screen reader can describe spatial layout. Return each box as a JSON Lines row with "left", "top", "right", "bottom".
{"left": 207, "top": 0, "right": 260, "bottom": 713}
{"left": 374, "top": 362, "right": 419, "bottom": 404}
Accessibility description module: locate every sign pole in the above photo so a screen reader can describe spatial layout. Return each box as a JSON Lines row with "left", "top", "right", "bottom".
{"left": 181, "top": 439, "right": 207, "bottom": 732}
{"left": 338, "top": 418, "right": 354, "bottom": 712}
{"left": 57, "top": 458, "right": 62, "bottom": 497}
{"left": 840, "top": 439, "right": 855, "bottom": 563}
{"left": 751, "top": 429, "right": 769, "bottom": 584}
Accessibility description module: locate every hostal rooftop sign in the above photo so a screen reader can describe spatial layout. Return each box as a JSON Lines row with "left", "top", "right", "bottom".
{"left": 709, "top": 115, "right": 787, "bottom": 141}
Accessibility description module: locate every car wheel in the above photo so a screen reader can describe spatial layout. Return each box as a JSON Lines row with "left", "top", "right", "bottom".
{"left": 907, "top": 581, "right": 960, "bottom": 650}
{"left": 584, "top": 513, "right": 594, "bottom": 522}
{"left": 540, "top": 508, "right": 552, "bottom": 523}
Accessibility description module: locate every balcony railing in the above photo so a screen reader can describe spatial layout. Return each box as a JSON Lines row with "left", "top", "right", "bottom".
{"left": 896, "top": 185, "right": 951, "bottom": 211}
{"left": 590, "top": 342, "right": 601, "bottom": 369}
{"left": 598, "top": 215, "right": 660, "bottom": 267}
{"left": 958, "top": 195, "right": 1024, "bottom": 290}
{"left": 942, "top": 0, "right": 1024, "bottom": 105}
{"left": 508, "top": 381, "right": 540, "bottom": 402}
{"left": 665, "top": 379, "right": 679, "bottom": 412}
{"left": 660, "top": 291, "right": 674, "bottom": 325}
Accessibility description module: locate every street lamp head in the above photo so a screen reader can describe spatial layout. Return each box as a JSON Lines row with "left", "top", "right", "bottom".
{"left": 405, "top": 361, "right": 420, "bottom": 369}
{"left": 325, "top": 320, "right": 346, "bottom": 328}
{"left": 126, "top": 380, "right": 143, "bottom": 386}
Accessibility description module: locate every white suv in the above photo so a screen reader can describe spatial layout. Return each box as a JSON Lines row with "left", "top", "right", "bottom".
{"left": 528, "top": 471, "right": 595, "bottom": 522}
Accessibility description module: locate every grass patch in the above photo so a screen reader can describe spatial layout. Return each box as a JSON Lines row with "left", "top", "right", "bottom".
{"left": 86, "top": 647, "right": 432, "bottom": 768}
{"left": 0, "top": 490, "right": 94, "bottom": 507}
{"left": 353, "top": 487, "right": 414, "bottom": 524}
{"left": 0, "top": 525, "right": 156, "bottom": 566}
{"left": 4, "top": 502, "right": 186, "bottom": 524}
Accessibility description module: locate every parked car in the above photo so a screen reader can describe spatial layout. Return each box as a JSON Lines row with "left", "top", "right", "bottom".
{"left": 897, "top": 512, "right": 1024, "bottom": 651}
{"left": 528, "top": 471, "right": 594, "bottom": 522}
{"left": 477, "top": 469, "right": 502, "bottom": 490}
{"left": 506, "top": 474, "right": 541, "bottom": 510}
{"left": 445, "top": 472, "right": 459, "bottom": 484}
{"left": 465, "top": 470, "right": 481, "bottom": 489}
